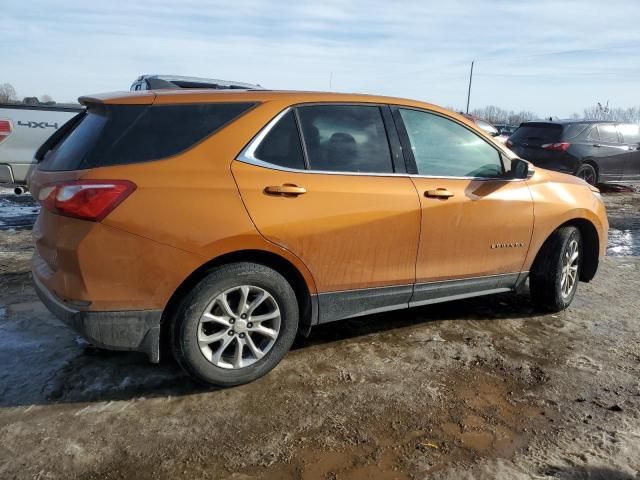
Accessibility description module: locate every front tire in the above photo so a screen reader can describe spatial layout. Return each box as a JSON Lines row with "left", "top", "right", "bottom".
{"left": 171, "top": 262, "right": 299, "bottom": 386}
{"left": 529, "top": 226, "right": 582, "bottom": 312}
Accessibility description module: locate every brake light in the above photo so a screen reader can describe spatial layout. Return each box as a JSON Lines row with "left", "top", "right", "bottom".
{"left": 39, "top": 180, "right": 136, "bottom": 221}
{"left": 542, "top": 142, "right": 570, "bottom": 152}
{"left": 0, "top": 120, "right": 12, "bottom": 144}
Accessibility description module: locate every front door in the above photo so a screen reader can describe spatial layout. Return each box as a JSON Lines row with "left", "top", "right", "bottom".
{"left": 392, "top": 107, "right": 534, "bottom": 305}
{"left": 588, "top": 124, "right": 628, "bottom": 182}
{"left": 232, "top": 105, "right": 421, "bottom": 321}
{"left": 619, "top": 123, "right": 640, "bottom": 181}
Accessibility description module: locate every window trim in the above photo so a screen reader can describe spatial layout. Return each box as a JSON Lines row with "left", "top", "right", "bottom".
{"left": 236, "top": 105, "right": 525, "bottom": 182}
{"left": 390, "top": 105, "right": 509, "bottom": 180}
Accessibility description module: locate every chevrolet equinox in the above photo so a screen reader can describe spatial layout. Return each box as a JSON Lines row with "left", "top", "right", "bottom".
{"left": 29, "top": 90, "right": 608, "bottom": 386}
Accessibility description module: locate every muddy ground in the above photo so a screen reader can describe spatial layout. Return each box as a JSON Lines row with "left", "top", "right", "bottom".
{"left": 0, "top": 187, "right": 639, "bottom": 480}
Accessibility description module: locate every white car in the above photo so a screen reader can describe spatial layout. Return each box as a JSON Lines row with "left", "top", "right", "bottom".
{"left": 0, "top": 103, "right": 82, "bottom": 191}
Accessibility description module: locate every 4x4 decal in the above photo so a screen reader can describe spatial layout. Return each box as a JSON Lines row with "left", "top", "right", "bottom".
{"left": 17, "top": 121, "right": 58, "bottom": 129}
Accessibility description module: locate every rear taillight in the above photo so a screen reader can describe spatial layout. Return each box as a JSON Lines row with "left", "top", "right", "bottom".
{"left": 506, "top": 139, "right": 513, "bottom": 148}
{"left": 541, "top": 142, "right": 570, "bottom": 152}
{"left": 0, "top": 119, "right": 12, "bottom": 144}
{"left": 39, "top": 180, "right": 136, "bottom": 221}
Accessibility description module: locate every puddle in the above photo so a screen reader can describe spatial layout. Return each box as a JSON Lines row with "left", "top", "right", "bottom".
{"left": 607, "top": 216, "right": 640, "bottom": 256}
{"left": 0, "top": 193, "right": 40, "bottom": 230}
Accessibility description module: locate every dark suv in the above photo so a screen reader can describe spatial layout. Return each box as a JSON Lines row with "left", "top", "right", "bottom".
{"left": 507, "top": 121, "right": 640, "bottom": 185}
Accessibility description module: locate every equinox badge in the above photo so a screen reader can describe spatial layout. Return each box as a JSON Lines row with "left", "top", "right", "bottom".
{"left": 491, "top": 242, "right": 525, "bottom": 249}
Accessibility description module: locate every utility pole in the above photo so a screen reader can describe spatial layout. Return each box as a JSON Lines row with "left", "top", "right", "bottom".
{"left": 466, "top": 60, "right": 474, "bottom": 114}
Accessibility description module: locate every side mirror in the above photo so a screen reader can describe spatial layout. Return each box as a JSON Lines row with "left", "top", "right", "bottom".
{"left": 510, "top": 158, "right": 534, "bottom": 180}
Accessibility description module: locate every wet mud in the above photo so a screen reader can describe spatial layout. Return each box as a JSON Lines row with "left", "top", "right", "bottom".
{"left": 0, "top": 187, "right": 639, "bottom": 479}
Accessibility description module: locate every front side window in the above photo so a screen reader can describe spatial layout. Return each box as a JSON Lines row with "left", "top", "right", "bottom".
{"left": 398, "top": 109, "right": 503, "bottom": 178}
{"left": 597, "top": 124, "right": 619, "bottom": 143}
{"left": 296, "top": 105, "right": 393, "bottom": 173}
{"left": 254, "top": 111, "right": 305, "bottom": 170}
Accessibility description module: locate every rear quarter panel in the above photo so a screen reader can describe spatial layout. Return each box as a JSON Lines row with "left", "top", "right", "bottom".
{"left": 86, "top": 99, "right": 318, "bottom": 301}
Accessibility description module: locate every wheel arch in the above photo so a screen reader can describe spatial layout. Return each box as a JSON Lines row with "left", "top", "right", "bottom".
{"left": 531, "top": 218, "right": 600, "bottom": 283}
{"left": 160, "top": 249, "right": 317, "bottom": 358}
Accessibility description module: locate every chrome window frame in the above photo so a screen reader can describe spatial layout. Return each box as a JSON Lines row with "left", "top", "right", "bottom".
{"left": 236, "top": 105, "right": 529, "bottom": 182}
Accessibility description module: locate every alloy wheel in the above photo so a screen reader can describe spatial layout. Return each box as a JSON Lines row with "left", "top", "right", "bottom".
{"left": 577, "top": 167, "right": 596, "bottom": 186}
{"left": 197, "top": 285, "right": 281, "bottom": 369}
{"left": 560, "top": 239, "right": 579, "bottom": 298}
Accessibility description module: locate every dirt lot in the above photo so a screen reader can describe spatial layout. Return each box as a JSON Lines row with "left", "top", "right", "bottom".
{"left": 0, "top": 187, "right": 639, "bottom": 480}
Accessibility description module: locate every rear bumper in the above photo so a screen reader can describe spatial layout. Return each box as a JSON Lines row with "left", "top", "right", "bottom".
{"left": 33, "top": 271, "right": 162, "bottom": 362}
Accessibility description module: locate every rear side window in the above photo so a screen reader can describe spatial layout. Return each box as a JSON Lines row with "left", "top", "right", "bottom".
{"left": 597, "top": 124, "right": 619, "bottom": 143}
{"left": 296, "top": 105, "right": 393, "bottom": 173}
{"left": 562, "top": 123, "right": 590, "bottom": 139}
{"left": 254, "top": 111, "right": 305, "bottom": 170}
{"left": 619, "top": 124, "right": 640, "bottom": 143}
{"left": 39, "top": 102, "right": 256, "bottom": 171}
{"left": 509, "top": 123, "right": 562, "bottom": 144}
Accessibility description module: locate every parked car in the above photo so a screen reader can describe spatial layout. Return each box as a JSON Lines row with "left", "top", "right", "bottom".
{"left": 507, "top": 120, "right": 640, "bottom": 185}
{"left": 461, "top": 113, "right": 499, "bottom": 136}
{"left": 130, "top": 74, "right": 263, "bottom": 91}
{"left": 30, "top": 90, "right": 608, "bottom": 386}
{"left": 495, "top": 124, "right": 518, "bottom": 136}
{"left": 461, "top": 114, "right": 509, "bottom": 144}
{"left": 0, "top": 103, "right": 82, "bottom": 191}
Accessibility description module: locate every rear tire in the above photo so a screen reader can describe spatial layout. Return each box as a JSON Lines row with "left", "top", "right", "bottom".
{"left": 576, "top": 163, "right": 598, "bottom": 186}
{"left": 529, "top": 226, "right": 582, "bottom": 312}
{"left": 171, "top": 262, "right": 299, "bottom": 386}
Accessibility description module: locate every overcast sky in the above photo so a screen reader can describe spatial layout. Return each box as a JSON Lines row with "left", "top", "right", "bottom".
{"left": 2, "top": 0, "right": 639, "bottom": 117}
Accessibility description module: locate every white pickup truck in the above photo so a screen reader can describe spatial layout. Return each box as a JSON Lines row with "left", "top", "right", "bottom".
{"left": 0, "top": 104, "right": 82, "bottom": 192}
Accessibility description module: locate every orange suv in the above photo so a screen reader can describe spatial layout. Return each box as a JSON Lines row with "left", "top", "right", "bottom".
{"left": 29, "top": 90, "right": 608, "bottom": 386}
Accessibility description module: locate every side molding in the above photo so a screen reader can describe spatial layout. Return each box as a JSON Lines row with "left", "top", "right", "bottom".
{"left": 317, "top": 273, "right": 525, "bottom": 324}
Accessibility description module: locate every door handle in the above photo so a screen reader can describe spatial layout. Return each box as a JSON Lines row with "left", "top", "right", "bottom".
{"left": 592, "top": 144, "right": 602, "bottom": 148}
{"left": 425, "top": 188, "right": 454, "bottom": 199}
{"left": 264, "top": 184, "right": 307, "bottom": 196}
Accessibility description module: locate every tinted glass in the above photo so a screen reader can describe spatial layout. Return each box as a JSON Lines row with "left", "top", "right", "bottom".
{"left": 254, "top": 111, "right": 305, "bottom": 169}
{"left": 399, "top": 109, "right": 503, "bottom": 178}
{"left": 509, "top": 123, "right": 562, "bottom": 144}
{"left": 40, "top": 102, "right": 255, "bottom": 171}
{"left": 618, "top": 124, "right": 640, "bottom": 143}
{"left": 597, "top": 124, "right": 619, "bottom": 143}
{"left": 297, "top": 105, "right": 393, "bottom": 173}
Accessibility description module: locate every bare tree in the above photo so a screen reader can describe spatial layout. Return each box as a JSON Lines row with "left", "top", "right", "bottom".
{"left": 581, "top": 103, "right": 640, "bottom": 124}
{"left": 0, "top": 83, "right": 17, "bottom": 103}
{"left": 41, "top": 94, "right": 54, "bottom": 103}
{"left": 470, "top": 105, "right": 536, "bottom": 125}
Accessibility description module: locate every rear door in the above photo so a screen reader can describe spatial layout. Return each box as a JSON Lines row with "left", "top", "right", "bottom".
{"left": 232, "top": 104, "right": 421, "bottom": 320}
{"left": 588, "top": 124, "right": 627, "bottom": 181}
{"left": 618, "top": 123, "right": 640, "bottom": 181}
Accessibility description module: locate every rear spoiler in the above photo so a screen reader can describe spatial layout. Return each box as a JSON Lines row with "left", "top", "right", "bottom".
{"left": 78, "top": 91, "right": 156, "bottom": 106}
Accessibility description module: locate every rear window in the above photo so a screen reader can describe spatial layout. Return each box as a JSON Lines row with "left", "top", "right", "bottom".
{"left": 39, "top": 102, "right": 256, "bottom": 171}
{"left": 509, "top": 123, "right": 562, "bottom": 144}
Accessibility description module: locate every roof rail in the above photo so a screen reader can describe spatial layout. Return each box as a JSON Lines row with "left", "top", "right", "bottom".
{"left": 131, "top": 74, "right": 264, "bottom": 92}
